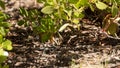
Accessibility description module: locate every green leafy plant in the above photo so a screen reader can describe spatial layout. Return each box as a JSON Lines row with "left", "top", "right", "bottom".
{"left": 19, "top": 7, "right": 59, "bottom": 42}
{"left": 0, "top": 35, "right": 12, "bottom": 63}
{"left": 19, "top": 0, "right": 86, "bottom": 42}
{"left": 0, "top": 1, "right": 12, "bottom": 68}
{"left": 38, "top": 0, "right": 109, "bottom": 33}
{"left": 33, "top": 17, "right": 58, "bottom": 42}
{"left": 0, "top": 0, "right": 5, "bottom": 9}
{"left": 40, "top": 0, "right": 86, "bottom": 24}
{"left": 18, "top": 0, "right": 120, "bottom": 42}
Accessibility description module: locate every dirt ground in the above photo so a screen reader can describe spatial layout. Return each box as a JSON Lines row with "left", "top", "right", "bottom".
{"left": 1, "top": 0, "right": 120, "bottom": 68}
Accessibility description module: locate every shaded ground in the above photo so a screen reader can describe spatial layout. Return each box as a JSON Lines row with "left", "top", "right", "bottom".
{"left": 1, "top": 0, "right": 120, "bottom": 68}
{"left": 5, "top": 23, "right": 120, "bottom": 68}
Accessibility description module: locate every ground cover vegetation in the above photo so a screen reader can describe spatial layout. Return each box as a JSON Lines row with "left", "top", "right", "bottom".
{"left": 18, "top": 0, "right": 120, "bottom": 42}
{"left": 0, "top": 0, "right": 12, "bottom": 68}
{"left": 0, "top": 0, "right": 120, "bottom": 68}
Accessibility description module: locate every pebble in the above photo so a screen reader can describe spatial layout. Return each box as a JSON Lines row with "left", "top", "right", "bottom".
{"left": 16, "top": 56, "right": 23, "bottom": 61}
{"left": 7, "top": 60, "right": 12, "bottom": 63}
{"left": 15, "top": 62, "right": 23, "bottom": 66}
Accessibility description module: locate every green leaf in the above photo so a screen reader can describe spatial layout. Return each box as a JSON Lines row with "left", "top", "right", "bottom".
{"left": 73, "top": 7, "right": 84, "bottom": 18}
{"left": 64, "top": 10, "right": 72, "bottom": 18}
{"left": 111, "top": 4, "right": 118, "bottom": 17}
{"left": 0, "top": 0, "right": 5, "bottom": 9}
{"left": 95, "top": 1, "right": 108, "bottom": 10}
{"left": 37, "top": 0, "right": 42, "bottom": 3}
{"left": 0, "top": 16, "right": 5, "bottom": 22}
{"left": 74, "top": 11, "right": 80, "bottom": 17}
{"left": 0, "top": 27, "right": 6, "bottom": 36}
{"left": 107, "top": 23, "right": 118, "bottom": 35}
{"left": 0, "top": 22, "right": 11, "bottom": 27}
{"left": 0, "top": 55, "right": 7, "bottom": 63}
{"left": 41, "top": 33, "right": 51, "bottom": 42}
{"left": 0, "top": 49, "right": 7, "bottom": 63}
{"left": 0, "top": 12, "right": 9, "bottom": 22}
{"left": 2, "top": 40, "right": 12, "bottom": 50}
{"left": 76, "top": 0, "right": 88, "bottom": 8}
{"left": 114, "top": 0, "right": 120, "bottom": 5}
{"left": 0, "top": 49, "right": 4, "bottom": 56}
{"left": 78, "top": 13, "right": 84, "bottom": 18}
{"left": 0, "top": 64, "right": 2, "bottom": 68}
{"left": 47, "top": 0, "right": 54, "bottom": 5}
{"left": 68, "top": 0, "right": 79, "bottom": 4}
{"left": 0, "top": 34, "right": 3, "bottom": 43}
{"left": 89, "top": 3, "right": 94, "bottom": 12}
{"left": 72, "top": 19, "right": 79, "bottom": 24}
{"left": 90, "top": 0, "right": 97, "bottom": 3}
{"left": 3, "top": 22, "right": 11, "bottom": 27}
{"left": 41, "top": 6, "right": 54, "bottom": 14}
{"left": 78, "top": 7, "right": 85, "bottom": 13}
{"left": 19, "top": 8, "right": 28, "bottom": 17}
{"left": 18, "top": 20, "right": 25, "bottom": 26}
{"left": 67, "top": 10, "right": 72, "bottom": 17}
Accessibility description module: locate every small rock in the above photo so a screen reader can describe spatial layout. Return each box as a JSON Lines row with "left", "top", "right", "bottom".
{"left": 15, "top": 62, "right": 23, "bottom": 66}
